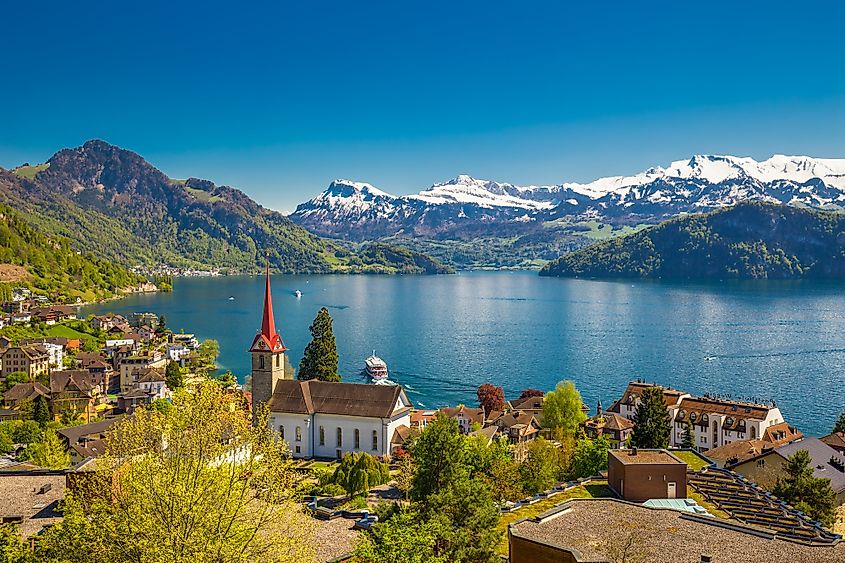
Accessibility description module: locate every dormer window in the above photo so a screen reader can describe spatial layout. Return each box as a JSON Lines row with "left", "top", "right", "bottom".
{"left": 689, "top": 412, "right": 697, "bottom": 423}
{"left": 701, "top": 414, "right": 709, "bottom": 425}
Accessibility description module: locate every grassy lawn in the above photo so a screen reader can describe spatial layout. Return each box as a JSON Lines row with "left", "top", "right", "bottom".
{"left": 45, "top": 324, "right": 91, "bottom": 339}
{"left": 185, "top": 186, "right": 224, "bottom": 203}
{"left": 495, "top": 482, "right": 614, "bottom": 556}
{"left": 671, "top": 450, "right": 712, "bottom": 470}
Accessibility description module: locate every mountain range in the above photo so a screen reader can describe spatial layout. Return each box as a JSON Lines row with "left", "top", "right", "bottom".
{"left": 0, "top": 141, "right": 451, "bottom": 277}
{"left": 289, "top": 155, "right": 845, "bottom": 268}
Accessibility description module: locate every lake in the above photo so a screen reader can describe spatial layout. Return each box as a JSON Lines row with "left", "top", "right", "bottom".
{"left": 84, "top": 272, "right": 845, "bottom": 437}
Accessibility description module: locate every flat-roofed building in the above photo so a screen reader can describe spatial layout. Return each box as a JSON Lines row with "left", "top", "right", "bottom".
{"left": 508, "top": 498, "right": 845, "bottom": 563}
{"left": 608, "top": 448, "right": 687, "bottom": 502}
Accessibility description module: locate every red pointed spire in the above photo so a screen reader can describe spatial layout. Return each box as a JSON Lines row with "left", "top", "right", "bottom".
{"left": 250, "top": 258, "right": 287, "bottom": 353}
{"left": 261, "top": 260, "right": 276, "bottom": 340}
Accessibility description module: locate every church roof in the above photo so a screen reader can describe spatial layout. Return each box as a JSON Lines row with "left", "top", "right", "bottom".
{"left": 249, "top": 263, "right": 287, "bottom": 353}
{"left": 270, "top": 380, "right": 410, "bottom": 419}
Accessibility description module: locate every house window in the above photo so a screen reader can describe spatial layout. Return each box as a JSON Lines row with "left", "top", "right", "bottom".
{"left": 295, "top": 445, "right": 300, "bottom": 454}
{"left": 319, "top": 426, "right": 325, "bottom": 446}
{"left": 295, "top": 426, "right": 302, "bottom": 442}
{"left": 354, "top": 429, "right": 360, "bottom": 449}
{"left": 337, "top": 427, "right": 343, "bottom": 448}
{"left": 279, "top": 426, "right": 285, "bottom": 440}
{"left": 276, "top": 355, "right": 280, "bottom": 368}
{"left": 372, "top": 430, "right": 378, "bottom": 452}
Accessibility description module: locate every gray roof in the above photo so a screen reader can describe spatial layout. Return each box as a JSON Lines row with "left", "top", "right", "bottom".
{"left": 270, "top": 380, "right": 410, "bottom": 419}
{"left": 775, "top": 437, "right": 845, "bottom": 492}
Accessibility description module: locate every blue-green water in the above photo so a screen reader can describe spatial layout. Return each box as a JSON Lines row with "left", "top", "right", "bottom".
{"left": 84, "top": 272, "right": 845, "bottom": 437}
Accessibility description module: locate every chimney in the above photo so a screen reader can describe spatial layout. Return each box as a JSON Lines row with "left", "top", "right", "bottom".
{"left": 597, "top": 399, "right": 603, "bottom": 417}
{"left": 631, "top": 447, "right": 638, "bottom": 456}
{"left": 699, "top": 555, "right": 713, "bottom": 563}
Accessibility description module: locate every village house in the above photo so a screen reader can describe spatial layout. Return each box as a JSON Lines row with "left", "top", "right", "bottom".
{"left": 57, "top": 417, "right": 124, "bottom": 463}
{"left": 507, "top": 394, "right": 544, "bottom": 420}
{"left": 19, "top": 338, "right": 65, "bottom": 368}
{"left": 609, "top": 380, "right": 691, "bottom": 421}
{"left": 3, "top": 381, "right": 50, "bottom": 410}
{"left": 118, "top": 351, "right": 165, "bottom": 392}
{"left": 128, "top": 312, "right": 160, "bottom": 330}
{"left": 729, "top": 438, "right": 845, "bottom": 505}
{"left": 410, "top": 409, "right": 438, "bottom": 430}
{"left": 30, "top": 305, "right": 77, "bottom": 325}
{"left": 672, "top": 396, "right": 784, "bottom": 452}
{"left": 440, "top": 405, "right": 486, "bottom": 433}
{"left": 821, "top": 431, "right": 845, "bottom": 455}
{"left": 49, "top": 371, "right": 104, "bottom": 422}
{"left": 165, "top": 343, "right": 191, "bottom": 365}
{"left": 489, "top": 409, "right": 541, "bottom": 444}
{"left": 0, "top": 345, "right": 50, "bottom": 380}
{"left": 583, "top": 402, "right": 635, "bottom": 447}
{"left": 90, "top": 314, "right": 129, "bottom": 332}
{"left": 250, "top": 266, "right": 412, "bottom": 459}
{"left": 704, "top": 422, "right": 803, "bottom": 468}
{"left": 171, "top": 333, "right": 199, "bottom": 350}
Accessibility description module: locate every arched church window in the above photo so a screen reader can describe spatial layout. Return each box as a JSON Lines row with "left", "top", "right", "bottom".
{"left": 336, "top": 427, "right": 343, "bottom": 448}
{"left": 319, "top": 426, "right": 325, "bottom": 446}
{"left": 279, "top": 426, "right": 285, "bottom": 440}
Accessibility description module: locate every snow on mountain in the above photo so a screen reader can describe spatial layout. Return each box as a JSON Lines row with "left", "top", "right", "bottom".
{"left": 289, "top": 155, "right": 845, "bottom": 241}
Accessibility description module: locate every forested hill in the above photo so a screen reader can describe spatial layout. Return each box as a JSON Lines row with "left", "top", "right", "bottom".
{"left": 2, "top": 140, "right": 448, "bottom": 275}
{"left": 540, "top": 203, "right": 845, "bottom": 280}
{"left": 0, "top": 204, "right": 143, "bottom": 302}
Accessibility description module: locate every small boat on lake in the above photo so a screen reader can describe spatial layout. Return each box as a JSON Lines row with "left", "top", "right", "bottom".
{"left": 228, "top": 296, "right": 235, "bottom": 301}
{"left": 364, "top": 352, "right": 388, "bottom": 381}
{"left": 294, "top": 290, "right": 302, "bottom": 298}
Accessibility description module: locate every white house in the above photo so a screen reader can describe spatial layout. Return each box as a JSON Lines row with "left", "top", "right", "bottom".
{"left": 671, "top": 396, "right": 784, "bottom": 452}
{"left": 165, "top": 343, "right": 191, "bottom": 364}
{"left": 268, "top": 380, "right": 412, "bottom": 459}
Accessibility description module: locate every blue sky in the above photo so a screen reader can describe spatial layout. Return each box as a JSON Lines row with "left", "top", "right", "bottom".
{"left": 2, "top": 1, "right": 844, "bottom": 211}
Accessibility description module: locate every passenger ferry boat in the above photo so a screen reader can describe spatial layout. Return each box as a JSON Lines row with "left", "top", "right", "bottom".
{"left": 364, "top": 352, "right": 388, "bottom": 382}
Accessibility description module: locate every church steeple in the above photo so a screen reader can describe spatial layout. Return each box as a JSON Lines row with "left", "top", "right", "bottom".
{"left": 250, "top": 261, "right": 287, "bottom": 353}
{"left": 250, "top": 260, "right": 290, "bottom": 414}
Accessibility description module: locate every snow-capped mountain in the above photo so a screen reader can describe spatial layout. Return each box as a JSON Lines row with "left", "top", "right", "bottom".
{"left": 290, "top": 155, "right": 845, "bottom": 241}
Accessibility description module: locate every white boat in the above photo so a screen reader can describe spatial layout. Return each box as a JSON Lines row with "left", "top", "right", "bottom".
{"left": 365, "top": 352, "right": 388, "bottom": 381}
{"left": 228, "top": 296, "right": 235, "bottom": 301}
{"left": 294, "top": 290, "right": 302, "bottom": 298}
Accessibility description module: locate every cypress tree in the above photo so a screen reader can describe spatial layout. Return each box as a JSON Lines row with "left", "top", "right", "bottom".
{"left": 165, "top": 361, "right": 184, "bottom": 390}
{"left": 681, "top": 420, "right": 695, "bottom": 449}
{"left": 631, "top": 386, "right": 671, "bottom": 449}
{"left": 33, "top": 395, "right": 51, "bottom": 427}
{"left": 833, "top": 409, "right": 845, "bottom": 434}
{"left": 298, "top": 307, "right": 340, "bottom": 381}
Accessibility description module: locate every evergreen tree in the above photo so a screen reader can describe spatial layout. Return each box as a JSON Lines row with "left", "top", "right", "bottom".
{"left": 773, "top": 449, "right": 837, "bottom": 527}
{"left": 681, "top": 420, "right": 695, "bottom": 449}
{"left": 165, "top": 361, "right": 184, "bottom": 390}
{"left": 332, "top": 452, "right": 390, "bottom": 498}
{"left": 32, "top": 395, "right": 51, "bottom": 426}
{"left": 298, "top": 307, "right": 340, "bottom": 382}
{"left": 410, "top": 414, "right": 467, "bottom": 501}
{"left": 631, "top": 386, "right": 671, "bottom": 449}
{"left": 833, "top": 409, "right": 845, "bottom": 434}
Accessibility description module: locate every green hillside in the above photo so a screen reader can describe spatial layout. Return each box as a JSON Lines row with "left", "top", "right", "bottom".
{"left": 540, "top": 203, "right": 845, "bottom": 280}
{"left": 0, "top": 203, "right": 143, "bottom": 302}
{"left": 2, "top": 140, "right": 449, "bottom": 276}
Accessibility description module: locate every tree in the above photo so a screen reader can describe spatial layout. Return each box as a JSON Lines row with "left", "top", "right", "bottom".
{"left": 519, "top": 438, "right": 561, "bottom": 494}
{"left": 11, "top": 420, "right": 41, "bottom": 445}
{"left": 165, "top": 361, "right": 183, "bottom": 390}
{"left": 32, "top": 395, "right": 51, "bottom": 426}
{"left": 352, "top": 508, "right": 447, "bottom": 563}
{"left": 540, "top": 380, "right": 586, "bottom": 439}
{"left": 631, "top": 386, "right": 671, "bottom": 449}
{"left": 681, "top": 420, "right": 695, "bottom": 449}
{"left": 395, "top": 454, "right": 415, "bottom": 501}
{"left": 36, "top": 381, "right": 313, "bottom": 562}
{"left": 518, "top": 388, "right": 544, "bottom": 400}
{"left": 410, "top": 414, "right": 467, "bottom": 502}
{"left": 196, "top": 339, "right": 219, "bottom": 362}
{"left": 24, "top": 429, "right": 69, "bottom": 469}
{"left": 476, "top": 384, "right": 505, "bottom": 414}
{"left": 4, "top": 372, "right": 29, "bottom": 390}
{"left": 773, "top": 449, "right": 837, "bottom": 527}
{"left": 426, "top": 477, "right": 501, "bottom": 563}
{"left": 833, "top": 409, "right": 845, "bottom": 434}
{"left": 570, "top": 436, "right": 611, "bottom": 479}
{"left": 331, "top": 452, "right": 390, "bottom": 498}
{"left": 298, "top": 308, "right": 340, "bottom": 381}
{"left": 0, "top": 523, "right": 34, "bottom": 563}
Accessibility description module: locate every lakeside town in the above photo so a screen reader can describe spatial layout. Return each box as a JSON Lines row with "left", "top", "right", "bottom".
{"left": 2, "top": 271, "right": 845, "bottom": 562}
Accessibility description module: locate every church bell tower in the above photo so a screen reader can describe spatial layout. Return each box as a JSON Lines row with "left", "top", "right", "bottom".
{"left": 249, "top": 262, "right": 289, "bottom": 414}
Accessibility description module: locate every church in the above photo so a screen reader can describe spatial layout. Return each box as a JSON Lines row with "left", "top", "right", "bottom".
{"left": 249, "top": 267, "right": 412, "bottom": 459}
